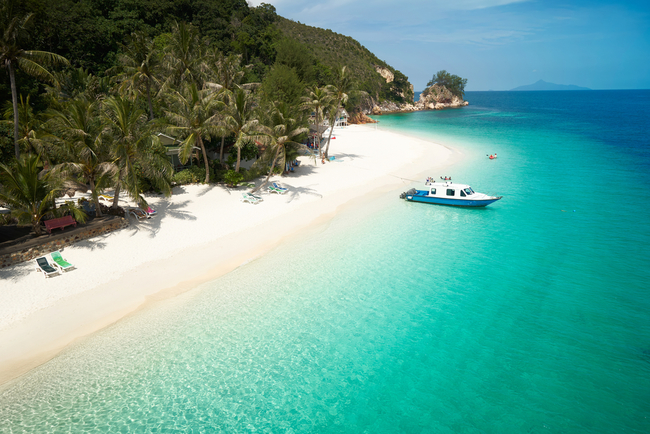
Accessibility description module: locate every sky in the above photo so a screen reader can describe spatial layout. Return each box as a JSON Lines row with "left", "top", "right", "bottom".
{"left": 248, "top": 0, "right": 650, "bottom": 91}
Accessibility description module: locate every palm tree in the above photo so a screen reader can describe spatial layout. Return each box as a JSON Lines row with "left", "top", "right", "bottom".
{"left": 0, "top": 0, "right": 69, "bottom": 158}
{"left": 102, "top": 95, "right": 172, "bottom": 209}
{"left": 300, "top": 85, "right": 334, "bottom": 159}
{"left": 1, "top": 94, "right": 50, "bottom": 160}
{"left": 220, "top": 88, "right": 260, "bottom": 173}
{"left": 163, "top": 83, "right": 222, "bottom": 183}
{"left": 252, "top": 102, "right": 308, "bottom": 193}
{"left": 203, "top": 50, "right": 257, "bottom": 163}
{"left": 0, "top": 154, "right": 59, "bottom": 235}
{"left": 115, "top": 31, "right": 163, "bottom": 120}
{"left": 323, "top": 66, "right": 357, "bottom": 159}
{"left": 161, "top": 21, "right": 204, "bottom": 90}
{"left": 44, "top": 67, "right": 112, "bottom": 108}
{"left": 48, "top": 97, "right": 117, "bottom": 217}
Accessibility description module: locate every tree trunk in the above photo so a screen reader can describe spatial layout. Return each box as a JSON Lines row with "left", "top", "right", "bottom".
{"left": 219, "top": 135, "right": 225, "bottom": 163}
{"left": 323, "top": 104, "right": 339, "bottom": 159}
{"left": 316, "top": 113, "right": 322, "bottom": 159}
{"left": 8, "top": 61, "right": 20, "bottom": 159}
{"left": 33, "top": 220, "right": 42, "bottom": 236}
{"left": 112, "top": 182, "right": 121, "bottom": 209}
{"left": 90, "top": 178, "right": 103, "bottom": 217}
{"left": 235, "top": 141, "right": 241, "bottom": 173}
{"left": 197, "top": 136, "right": 210, "bottom": 183}
{"left": 252, "top": 145, "right": 281, "bottom": 194}
{"left": 146, "top": 79, "right": 154, "bottom": 121}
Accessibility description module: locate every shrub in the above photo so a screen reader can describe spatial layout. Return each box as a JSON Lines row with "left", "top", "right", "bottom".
{"left": 223, "top": 170, "right": 244, "bottom": 187}
{"left": 172, "top": 166, "right": 208, "bottom": 185}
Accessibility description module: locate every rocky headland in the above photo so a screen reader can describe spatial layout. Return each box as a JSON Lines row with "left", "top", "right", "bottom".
{"left": 366, "top": 84, "right": 468, "bottom": 116}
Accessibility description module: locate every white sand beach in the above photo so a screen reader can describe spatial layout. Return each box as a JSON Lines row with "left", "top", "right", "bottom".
{"left": 0, "top": 124, "right": 460, "bottom": 384}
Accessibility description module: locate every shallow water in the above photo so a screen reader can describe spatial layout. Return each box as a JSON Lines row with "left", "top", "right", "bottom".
{"left": 1, "top": 90, "right": 649, "bottom": 433}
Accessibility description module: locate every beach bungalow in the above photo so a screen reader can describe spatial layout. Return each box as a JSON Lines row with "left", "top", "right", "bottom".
{"left": 335, "top": 108, "right": 349, "bottom": 128}
{"left": 157, "top": 133, "right": 197, "bottom": 172}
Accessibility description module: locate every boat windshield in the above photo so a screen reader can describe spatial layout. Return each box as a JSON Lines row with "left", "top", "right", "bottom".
{"left": 464, "top": 188, "right": 473, "bottom": 196}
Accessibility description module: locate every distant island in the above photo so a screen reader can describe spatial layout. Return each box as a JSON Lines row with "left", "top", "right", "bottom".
{"left": 511, "top": 80, "right": 591, "bottom": 91}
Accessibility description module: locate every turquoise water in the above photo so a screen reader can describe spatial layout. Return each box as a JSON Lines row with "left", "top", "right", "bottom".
{"left": 2, "top": 91, "right": 650, "bottom": 433}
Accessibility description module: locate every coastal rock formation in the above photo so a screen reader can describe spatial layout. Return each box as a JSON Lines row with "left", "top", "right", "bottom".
{"left": 415, "top": 84, "right": 468, "bottom": 110}
{"left": 348, "top": 112, "right": 377, "bottom": 124}
{"left": 364, "top": 84, "right": 468, "bottom": 116}
{"left": 375, "top": 66, "right": 394, "bottom": 83}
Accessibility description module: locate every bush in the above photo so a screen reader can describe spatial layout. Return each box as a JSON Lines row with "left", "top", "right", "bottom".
{"left": 243, "top": 165, "right": 265, "bottom": 181}
{"left": 223, "top": 170, "right": 244, "bottom": 187}
{"left": 172, "top": 166, "right": 208, "bottom": 185}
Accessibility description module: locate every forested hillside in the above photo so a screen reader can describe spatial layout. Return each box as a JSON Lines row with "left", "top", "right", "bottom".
{"left": 276, "top": 17, "right": 413, "bottom": 105}
{"left": 1, "top": 0, "right": 411, "bottom": 112}
{"left": 1, "top": 0, "right": 276, "bottom": 107}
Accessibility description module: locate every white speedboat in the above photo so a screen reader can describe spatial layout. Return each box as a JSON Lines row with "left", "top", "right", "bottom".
{"left": 400, "top": 181, "right": 502, "bottom": 207}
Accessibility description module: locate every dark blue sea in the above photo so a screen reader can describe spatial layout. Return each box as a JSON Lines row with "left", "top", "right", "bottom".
{"left": 1, "top": 90, "right": 649, "bottom": 432}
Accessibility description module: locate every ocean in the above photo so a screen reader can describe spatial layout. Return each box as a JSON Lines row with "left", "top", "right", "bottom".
{"left": 1, "top": 90, "right": 649, "bottom": 433}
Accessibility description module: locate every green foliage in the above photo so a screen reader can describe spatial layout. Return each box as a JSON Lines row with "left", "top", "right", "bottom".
{"left": 223, "top": 169, "right": 243, "bottom": 187}
{"left": 260, "top": 64, "right": 303, "bottom": 106}
{"left": 274, "top": 38, "right": 315, "bottom": 83}
{"left": 426, "top": 70, "right": 468, "bottom": 98}
{"left": 0, "top": 120, "right": 16, "bottom": 163}
{"left": 0, "top": 153, "right": 59, "bottom": 234}
{"left": 172, "top": 166, "right": 210, "bottom": 185}
{"left": 226, "top": 141, "right": 258, "bottom": 166}
{"left": 22, "top": 0, "right": 280, "bottom": 75}
{"left": 276, "top": 17, "right": 412, "bottom": 108}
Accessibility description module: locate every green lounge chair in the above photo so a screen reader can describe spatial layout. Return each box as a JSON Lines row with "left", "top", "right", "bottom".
{"left": 268, "top": 186, "right": 287, "bottom": 195}
{"left": 241, "top": 193, "right": 260, "bottom": 204}
{"left": 50, "top": 250, "right": 75, "bottom": 272}
{"left": 272, "top": 182, "right": 288, "bottom": 191}
{"left": 34, "top": 256, "right": 59, "bottom": 278}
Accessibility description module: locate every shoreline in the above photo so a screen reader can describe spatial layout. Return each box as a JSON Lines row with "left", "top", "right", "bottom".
{"left": 0, "top": 124, "right": 462, "bottom": 386}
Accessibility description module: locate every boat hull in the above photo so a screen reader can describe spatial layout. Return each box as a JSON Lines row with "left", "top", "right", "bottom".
{"left": 405, "top": 193, "right": 502, "bottom": 207}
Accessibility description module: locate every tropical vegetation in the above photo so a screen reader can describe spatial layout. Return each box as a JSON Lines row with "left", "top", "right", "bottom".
{"left": 426, "top": 70, "right": 468, "bottom": 99}
{"left": 0, "top": 0, "right": 419, "bottom": 239}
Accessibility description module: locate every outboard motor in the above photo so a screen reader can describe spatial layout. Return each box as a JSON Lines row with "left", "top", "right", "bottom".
{"left": 400, "top": 188, "right": 418, "bottom": 199}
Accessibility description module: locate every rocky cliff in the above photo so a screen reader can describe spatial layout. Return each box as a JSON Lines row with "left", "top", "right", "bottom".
{"left": 415, "top": 84, "right": 468, "bottom": 110}
{"left": 368, "top": 84, "right": 468, "bottom": 115}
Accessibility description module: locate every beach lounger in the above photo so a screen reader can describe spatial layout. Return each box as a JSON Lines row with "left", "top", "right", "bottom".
{"left": 98, "top": 194, "right": 114, "bottom": 202}
{"left": 145, "top": 206, "right": 157, "bottom": 216}
{"left": 50, "top": 250, "right": 75, "bottom": 272}
{"left": 272, "top": 182, "right": 288, "bottom": 191}
{"left": 129, "top": 208, "right": 150, "bottom": 220}
{"left": 249, "top": 193, "right": 264, "bottom": 202}
{"left": 241, "top": 193, "right": 260, "bottom": 204}
{"left": 268, "top": 186, "right": 287, "bottom": 195}
{"left": 34, "top": 256, "right": 59, "bottom": 278}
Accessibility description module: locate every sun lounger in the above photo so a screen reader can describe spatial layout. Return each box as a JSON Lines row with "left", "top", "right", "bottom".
{"left": 268, "top": 186, "right": 287, "bottom": 194}
{"left": 249, "top": 193, "right": 264, "bottom": 202}
{"left": 50, "top": 250, "right": 75, "bottom": 272}
{"left": 34, "top": 256, "right": 59, "bottom": 278}
{"left": 272, "top": 182, "right": 288, "bottom": 191}
{"left": 145, "top": 206, "right": 157, "bottom": 216}
{"left": 129, "top": 208, "right": 150, "bottom": 220}
{"left": 241, "top": 193, "right": 260, "bottom": 204}
{"left": 98, "top": 194, "right": 114, "bottom": 202}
